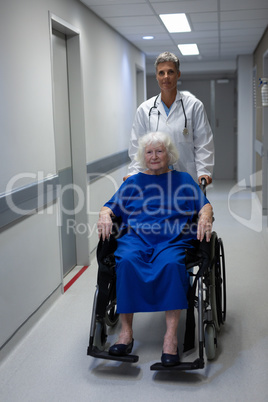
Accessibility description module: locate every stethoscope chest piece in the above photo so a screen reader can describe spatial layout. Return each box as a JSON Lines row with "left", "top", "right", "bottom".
{"left": 183, "top": 128, "right": 189, "bottom": 135}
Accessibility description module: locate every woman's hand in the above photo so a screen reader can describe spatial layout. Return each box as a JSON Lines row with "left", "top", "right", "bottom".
{"left": 97, "top": 207, "right": 114, "bottom": 240}
{"left": 197, "top": 204, "right": 213, "bottom": 242}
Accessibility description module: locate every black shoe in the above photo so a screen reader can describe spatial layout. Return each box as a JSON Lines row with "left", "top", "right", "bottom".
{"left": 161, "top": 348, "right": 180, "bottom": 367}
{"left": 109, "top": 339, "right": 134, "bottom": 356}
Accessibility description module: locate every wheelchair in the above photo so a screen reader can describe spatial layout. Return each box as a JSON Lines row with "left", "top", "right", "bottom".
{"left": 87, "top": 180, "right": 226, "bottom": 370}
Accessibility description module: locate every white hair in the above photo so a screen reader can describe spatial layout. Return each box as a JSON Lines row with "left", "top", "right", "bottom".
{"left": 135, "top": 132, "right": 179, "bottom": 170}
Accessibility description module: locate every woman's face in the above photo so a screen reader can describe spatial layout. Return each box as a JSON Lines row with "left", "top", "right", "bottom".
{"left": 144, "top": 143, "right": 169, "bottom": 175}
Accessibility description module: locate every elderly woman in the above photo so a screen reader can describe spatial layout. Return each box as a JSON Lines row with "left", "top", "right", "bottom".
{"left": 97, "top": 132, "right": 213, "bottom": 366}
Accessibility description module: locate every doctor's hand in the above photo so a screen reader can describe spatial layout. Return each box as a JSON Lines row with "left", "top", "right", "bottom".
{"left": 97, "top": 207, "right": 114, "bottom": 241}
{"left": 123, "top": 175, "right": 131, "bottom": 182}
{"left": 198, "top": 175, "right": 212, "bottom": 185}
{"left": 197, "top": 204, "right": 213, "bottom": 242}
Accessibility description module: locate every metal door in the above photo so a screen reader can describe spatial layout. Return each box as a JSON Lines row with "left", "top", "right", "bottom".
{"left": 52, "top": 29, "right": 77, "bottom": 276}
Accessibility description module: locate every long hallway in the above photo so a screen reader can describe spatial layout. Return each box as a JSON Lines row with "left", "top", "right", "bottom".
{"left": 0, "top": 181, "right": 268, "bottom": 402}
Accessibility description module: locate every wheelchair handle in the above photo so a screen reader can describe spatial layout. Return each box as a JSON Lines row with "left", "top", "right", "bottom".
{"left": 200, "top": 178, "right": 207, "bottom": 195}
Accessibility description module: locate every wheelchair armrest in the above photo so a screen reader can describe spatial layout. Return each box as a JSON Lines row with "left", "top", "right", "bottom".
{"left": 185, "top": 237, "right": 211, "bottom": 271}
{"left": 198, "top": 237, "right": 211, "bottom": 271}
{"left": 96, "top": 216, "right": 125, "bottom": 265}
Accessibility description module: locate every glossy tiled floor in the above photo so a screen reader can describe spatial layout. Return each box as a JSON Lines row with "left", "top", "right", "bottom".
{"left": 0, "top": 181, "right": 268, "bottom": 402}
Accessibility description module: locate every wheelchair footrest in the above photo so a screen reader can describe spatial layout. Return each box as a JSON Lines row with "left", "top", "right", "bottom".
{"left": 150, "top": 358, "right": 204, "bottom": 371}
{"left": 87, "top": 346, "right": 139, "bottom": 363}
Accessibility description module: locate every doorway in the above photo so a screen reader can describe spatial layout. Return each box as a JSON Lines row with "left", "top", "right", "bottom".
{"left": 52, "top": 29, "right": 76, "bottom": 276}
{"left": 136, "top": 66, "right": 145, "bottom": 108}
{"left": 178, "top": 78, "right": 237, "bottom": 180}
{"left": 49, "top": 13, "right": 89, "bottom": 278}
{"left": 262, "top": 50, "right": 268, "bottom": 217}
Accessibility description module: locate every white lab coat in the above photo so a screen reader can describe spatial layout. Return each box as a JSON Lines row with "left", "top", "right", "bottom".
{"left": 128, "top": 91, "right": 214, "bottom": 182}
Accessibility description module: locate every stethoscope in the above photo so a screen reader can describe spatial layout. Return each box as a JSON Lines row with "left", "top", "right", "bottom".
{"left": 148, "top": 94, "right": 188, "bottom": 135}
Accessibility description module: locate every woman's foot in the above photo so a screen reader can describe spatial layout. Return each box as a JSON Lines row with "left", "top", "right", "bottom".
{"left": 109, "top": 333, "right": 134, "bottom": 356}
{"left": 115, "top": 330, "right": 133, "bottom": 346}
{"left": 161, "top": 348, "right": 180, "bottom": 367}
{"left": 162, "top": 334, "right": 178, "bottom": 355}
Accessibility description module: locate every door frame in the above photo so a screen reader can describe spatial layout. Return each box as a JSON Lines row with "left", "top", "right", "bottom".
{"left": 49, "top": 12, "right": 89, "bottom": 282}
{"left": 262, "top": 49, "right": 268, "bottom": 219}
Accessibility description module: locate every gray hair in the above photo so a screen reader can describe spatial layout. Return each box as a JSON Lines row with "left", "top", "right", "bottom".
{"left": 135, "top": 132, "right": 179, "bottom": 170}
{"left": 155, "top": 51, "right": 180, "bottom": 73}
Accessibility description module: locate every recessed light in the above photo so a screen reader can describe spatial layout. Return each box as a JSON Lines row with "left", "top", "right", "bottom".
{"left": 142, "top": 36, "right": 154, "bottom": 40}
{"left": 178, "top": 44, "right": 199, "bottom": 56}
{"left": 159, "top": 13, "right": 191, "bottom": 33}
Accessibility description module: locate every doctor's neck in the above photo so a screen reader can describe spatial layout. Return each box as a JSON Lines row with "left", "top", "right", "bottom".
{"left": 161, "top": 88, "right": 177, "bottom": 109}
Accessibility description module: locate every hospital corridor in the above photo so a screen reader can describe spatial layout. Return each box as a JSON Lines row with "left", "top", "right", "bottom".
{"left": 0, "top": 180, "right": 268, "bottom": 402}
{"left": 1, "top": 0, "right": 268, "bottom": 401}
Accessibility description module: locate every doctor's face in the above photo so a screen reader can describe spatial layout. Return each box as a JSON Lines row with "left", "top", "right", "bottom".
{"left": 144, "top": 142, "right": 169, "bottom": 175}
{"left": 156, "top": 62, "right": 180, "bottom": 92}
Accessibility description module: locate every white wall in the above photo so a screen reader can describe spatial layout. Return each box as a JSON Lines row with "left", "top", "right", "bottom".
{"left": 0, "top": 0, "right": 145, "bottom": 192}
{"left": 0, "top": 0, "right": 145, "bottom": 351}
{"left": 237, "top": 55, "right": 254, "bottom": 185}
{"left": 88, "top": 165, "right": 129, "bottom": 252}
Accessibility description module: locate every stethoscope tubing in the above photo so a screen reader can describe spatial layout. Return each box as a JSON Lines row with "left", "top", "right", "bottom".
{"left": 148, "top": 94, "right": 188, "bottom": 134}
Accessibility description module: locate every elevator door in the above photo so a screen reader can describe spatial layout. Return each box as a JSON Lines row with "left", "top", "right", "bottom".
{"left": 52, "top": 29, "right": 77, "bottom": 276}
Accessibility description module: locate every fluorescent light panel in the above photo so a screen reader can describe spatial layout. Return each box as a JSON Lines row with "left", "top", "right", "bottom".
{"left": 178, "top": 44, "right": 199, "bottom": 56}
{"left": 159, "top": 13, "right": 191, "bottom": 33}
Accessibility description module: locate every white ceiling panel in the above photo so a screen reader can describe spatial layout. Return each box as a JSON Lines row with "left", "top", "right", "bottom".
{"left": 221, "top": 19, "right": 268, "bottom": 30}
{"left": 221, "top": 9, "right": 268, "bottom": 21}
{"left": 80, "top": 0, "right": 268, "bottom": 74}
{"left": 87, "top": 3, "right": 153, "bottom": 18}
{"left": 220, "top": 0, "right": 268, "bottom": 11}
{"left": 189, "top": 13, "right": 218, "bottom": 23}
{"left": 118, "top": 25, "right": 167, "bottom": 35}
{"left": 191, "top": 22, "right": 218, "bottom": 31}
{"left": 104, "top": 16, "right": 159, "bottom": 27}
{"left": 151, "top": 0, "right": 218, "bottom": 14}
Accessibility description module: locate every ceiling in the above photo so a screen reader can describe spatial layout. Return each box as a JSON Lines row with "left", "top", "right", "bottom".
{"left": 80, "top": 0, "right": 268, "bottom": 75}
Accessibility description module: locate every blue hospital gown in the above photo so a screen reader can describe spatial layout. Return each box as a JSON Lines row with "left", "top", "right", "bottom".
{"left": 104, "top": 170, "right": 209, "bottom": 313}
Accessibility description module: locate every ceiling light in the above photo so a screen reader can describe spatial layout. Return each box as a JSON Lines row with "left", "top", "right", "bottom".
{"left": 159, "top": 13, "right": 191, "bottom": 33}
{"left": 178, "top": 44, "right": 199, "bottom": 56}
{"left": 142, "top": 36, "right": 154, "bottom": 40}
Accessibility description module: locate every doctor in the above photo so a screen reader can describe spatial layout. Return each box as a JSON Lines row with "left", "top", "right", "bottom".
{"left": 125, "top": 51, "right": 214, "bottom": 184}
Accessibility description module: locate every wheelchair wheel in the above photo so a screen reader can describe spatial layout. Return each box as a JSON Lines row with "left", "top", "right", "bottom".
{"left": 105, "top": 282, "right": 119, "bottom": 327}
{"left": 105, "top": 300, "right": 119, "bottom": 327}
{"left": 213, "top": 236, "right": 226, "bottom": 328}
{"left": 205, "top": 324, "right": 217, "bottom": 360}
{"left": 209, "top": 233, "right": 219, "bottom": 331}
{"left": 217, "top": 238, "right": 226, "bottom": 323}
{"left": 93, "top": 319, "right": 107, "bottom": 351}
{"left": 209, "top": 233, "right": 227, "bottom": 333}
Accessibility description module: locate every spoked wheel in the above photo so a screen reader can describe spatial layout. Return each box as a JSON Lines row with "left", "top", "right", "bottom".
{"left": 205, "top": 324, "right": 217, "bottom": 360}
{"left": 105, "top": 283, "right": 119, "bottom": 327}
{"left": 93, "top": 319, "right": 107, "bottom": 351}
{"left": 105, "top": 300, "right": 119, "bottom": 327}
{"left": 217, "top": 238, "right": 226, "bottom": 323}
{"left": 209, "top": 232, "right": 220, "bottom": 332}
{"left": 213, "top": 237, "right": 226, "bottom": 328}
